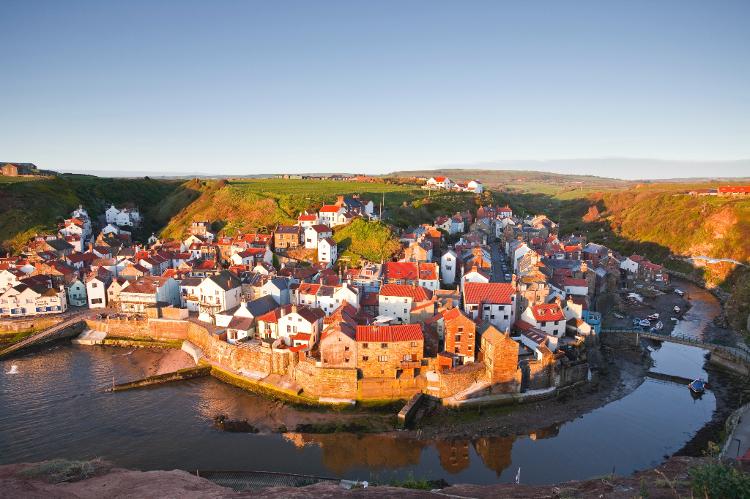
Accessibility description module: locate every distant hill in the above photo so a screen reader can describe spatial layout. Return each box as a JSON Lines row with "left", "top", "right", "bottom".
{"left": 396, "top": 158, "right": 750, "bottom": 181}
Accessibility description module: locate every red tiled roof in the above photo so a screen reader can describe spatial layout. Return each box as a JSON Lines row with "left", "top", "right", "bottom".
{"left": 379, "top": 284, "right": 432, "bottom": 301}
{"left": 463, "top": 282, "right": 515, "bottom": 305}
{"left": 384, "top": 262, "right": 418, "bottom": 280}
{"left": 194, "top": 259, "right": 216, "bottom": 270}
{"left": 319, "top": 205, "right": 341, "bottom": 213}
{"left": 355, "top": 324, "right": 423, "bottom": 343}
{"left": 563, "top": 277, "right": 588, "bottom": 287}
{"left": 530, "top": 303, "right": 565, "bottom": 322}
{"left": 434, "top": 176, "right": 447, "bottom": 182}
{"left": 641, "top": 261, "right": 663, "bottom": 271}
{"left": 513, "top": 319, "right": 536, "bottom": 332}
{"left": 418, "top": 263, "right": 438, "bottom": 280}
{"left": 718, "top": 186, "right": 750, "bottom": 194}
{"left": 298, "top": 283, "right": 321, "bottom": 296}
{"left": 298, "top": 214, "right": 317, "bottom": 221}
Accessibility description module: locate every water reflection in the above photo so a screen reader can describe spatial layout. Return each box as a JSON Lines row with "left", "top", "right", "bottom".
{"left": 671, "top": 281, "right": 721, "bottom": 341}
{"left": 0, "top": 340, "right": 719, "bottom": 485}
{"left": 283, "top": 433, "right": 428, "bottom": 474}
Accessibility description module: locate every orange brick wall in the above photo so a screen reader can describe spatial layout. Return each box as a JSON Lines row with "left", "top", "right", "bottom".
{"left": 292, "top": 359, "right": 358, "bottom": 399}
{"left": 356, "top": 339, "right": 423, "bottom": 378}
{"left": 444, "top": 314, "right": 476, "bottom": 360}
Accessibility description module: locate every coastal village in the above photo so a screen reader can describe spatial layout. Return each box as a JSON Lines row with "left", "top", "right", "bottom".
{"left": 0, "top": 175, "right": 732, "bottom": 406}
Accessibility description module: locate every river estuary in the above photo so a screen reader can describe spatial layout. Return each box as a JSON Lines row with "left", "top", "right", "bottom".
{"left": 0, "top": 281, "right": 724, "bottom": 485}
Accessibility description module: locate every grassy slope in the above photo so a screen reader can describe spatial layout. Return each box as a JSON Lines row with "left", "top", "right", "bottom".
{"left": 490, "top": 180, "right": 750, "bottom": 333}
{"left": 332, "top": 219, "right": 402, "bottom": 265}
{"left": 0, "top": 175, "right": 202, "bottom": 252}
{"left": 160, "top": 178, "right": 428, "bottom": 238}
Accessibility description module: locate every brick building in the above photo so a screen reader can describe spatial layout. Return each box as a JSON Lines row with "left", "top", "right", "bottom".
{"left": 319, "top": 321, "right": 357, "bottom": 367}
{"left": 274, "top": 225, "right": 301, "bottom": 250}
{"left": 442, "top": 307, "right": 477, "bottom": 363}
{"left": 480, "top": 325, "right": 519, "bottom": 387}
{"left": 356, "top": 324, "right": 424, "bottom": 378}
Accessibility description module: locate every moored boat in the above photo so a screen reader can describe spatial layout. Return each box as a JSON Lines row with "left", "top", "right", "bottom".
{"left": 688, "top": 379, "right": 706, "bottom": 394}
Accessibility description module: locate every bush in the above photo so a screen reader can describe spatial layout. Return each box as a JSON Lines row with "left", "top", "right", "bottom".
{"left": 19, "top": 458, "right": 107, "bottom": 483}
{"left": 689, "top": 461, "right": 750, "bottom": 499}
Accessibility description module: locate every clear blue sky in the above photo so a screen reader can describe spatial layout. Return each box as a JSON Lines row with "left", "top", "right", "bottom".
{"left": 1, "top": 1, "right": 748, "bottom": 178}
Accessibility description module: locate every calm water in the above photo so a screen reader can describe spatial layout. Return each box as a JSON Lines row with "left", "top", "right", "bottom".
{"left": 0, "top": 280, "right": 721, "bottom": 485}
{"left": 0, "top": 342, "right": 716, "bottom": 485}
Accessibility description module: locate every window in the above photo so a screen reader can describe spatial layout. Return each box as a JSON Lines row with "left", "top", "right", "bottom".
{"left": 363, "top": 343, "right": 368, "bottom": 349}
{"left": 410, "top": 341, "right": 417, "bottom": 347}
{"left": 403, "top": 354, "right": 412, "bottom": 361}
{"left": 362, "top": 355, "right": 369, "bottom": 361}
{"left": 381, "top": 343, "right": 388, "bottom": 349}
{"left": 457, "top": 326, "right": 463, "bottom": 332}
{"left": 378, "top": 355, "right": 388, "bottom": 362}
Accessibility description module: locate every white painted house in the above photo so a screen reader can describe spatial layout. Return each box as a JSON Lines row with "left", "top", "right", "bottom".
{"left": 460, "top": 266, "right": 490, "bottom": 291}
{"left": 86, "top": 274, "right": 110, "bottom": 309}
{"left": 440, "top": 249, "right": 458, "bottom": 285}
{"left": 462, "top": 282, "right": 516, "bottom": 332}
{"left": 378, "top": 284, "right": 433, "bottom": 324}
{"left": 318, "top": 205, "right": 347, "bottom": 227}
{"left": 620, "top": 255, "right": 643, "bottom": 274}
{"left": 426, "top": 176, "right": 453, "bottom": 190}
{"left": 66, "top": 279, "right": 88, "bottom": 307}
{"left": 0, "top": 282, "right": 67, "bottom": 317}
{"left": 318, "top": 238, "right": 337, "bottom": 265}
{"left": 106, "top": 205, "right": 141, "bottom": 227}
{"left": 304, "top": 225, "right": 332, "bottom": 249}
{"left": 519, "top": 302, "right": 566, "bottom": 338}
{"left": 196, "top": 271, "right": 242, "bottom": 321}
{"left": 467, "top": 180, "right": 484, "bottom": 193}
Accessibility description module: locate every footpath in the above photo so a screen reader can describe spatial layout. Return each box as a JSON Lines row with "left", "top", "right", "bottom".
{"left": 722, "top": 403, "right": 750, "bottom": 461}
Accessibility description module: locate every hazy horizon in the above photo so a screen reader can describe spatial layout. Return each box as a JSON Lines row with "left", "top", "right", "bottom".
{"left": 33, "top": 157, "right": 750, "bottom": 181}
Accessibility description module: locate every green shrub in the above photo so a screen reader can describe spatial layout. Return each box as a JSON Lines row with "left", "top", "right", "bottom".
{"left": 689, "top": 461, "right": 750, "bottom": 499}
{"left": 19, "top": 458, "right": 107, "bottom": 483}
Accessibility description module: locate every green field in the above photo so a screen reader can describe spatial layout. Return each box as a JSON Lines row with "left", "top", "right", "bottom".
{"left": 160, "top": 178, "right": 469, "bottom": 238}
{"left": 0, "top": 176, "right": 43, "bottom": 184}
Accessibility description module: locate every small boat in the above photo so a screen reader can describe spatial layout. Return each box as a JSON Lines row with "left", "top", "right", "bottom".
{"left": 654, "top": 321, "right": 663, "bottom": 331}
{"left": 6, "top": 365, "right": 18, "bottom": 375}
{"left": 674, "top": 306, "right": 680, "bottom": 313}
{"left": 639, "top": 319, "right": 651, "bottom": 327}
{"left": 648, "top": 313, "right": 660, "bottom": 321}
{"left": 689, "top": 379, "right": 706, "bottom": 394}
{"left": 675, "top": 289, "right": 684, "bottom": 297}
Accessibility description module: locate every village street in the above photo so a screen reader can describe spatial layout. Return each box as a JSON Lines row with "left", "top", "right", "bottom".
{"left": 490, "top": 241, "right": 510, "bottom": 283}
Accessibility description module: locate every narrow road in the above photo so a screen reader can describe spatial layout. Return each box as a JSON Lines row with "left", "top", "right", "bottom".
{"left": 490, "top": 241, "right": 510, "bottom": 283}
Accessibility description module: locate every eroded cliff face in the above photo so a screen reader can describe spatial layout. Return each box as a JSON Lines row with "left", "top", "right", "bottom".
{"left": 0, "top": 457, "right": 714, "bottom": 498}
{"left": 584, "top": 189, "right": 749, "bottom": 264}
